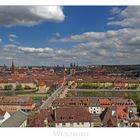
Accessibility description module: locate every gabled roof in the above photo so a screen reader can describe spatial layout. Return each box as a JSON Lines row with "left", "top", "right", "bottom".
{"left": 102, "top": 106, "right": 117, "bottom": 127}
{"left": 0, "top": 110, "right": 28, "bottom": 127}
{"left": 102, "top": 106, "right": 129, "bottom": 127}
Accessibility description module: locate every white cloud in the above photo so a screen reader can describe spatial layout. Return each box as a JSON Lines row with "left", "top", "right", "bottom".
{"left": 49, "top": 32, "right": 107, "bottom": 43}
{"left": 17, "top": 46, "right": 53, "bottom": 53}
{"left": 9, "top": 34, "right": 17, "bottom": 38}
{"left": 110, "top": 7, "right": 122, "bottom": 15}
{"left": 0, "top": 6, "right": 65, "bottom": 27}
{"left": 49, "top": 28, "right": 130, "bottom": 43}
{"left": 1, "top": 6, "right": 140, "bottom": 66}
{"left": 4, "top": 44, "right": 17, "bottom": 49}
{"left": 1, "top": 26, "right": 140, "bottom": 65}
{"left": 54, "top": 32, "right": 61, "bottom": 37}
{"left": 0, "top": 38, "right": 2, "bottom": 42}
{"left": 8, "top": 34, "right": 18, "bottom": 43}
{"left": 47, "top": 28, "right": 140, "bottom": 64}
{"left": 108, "top": 7, "right": 140, "bottom": 28}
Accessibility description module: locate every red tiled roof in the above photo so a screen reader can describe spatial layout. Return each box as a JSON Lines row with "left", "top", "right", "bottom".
{"left": 52, "top": 98, "right": 89, "bottom": 107}
{"left": 116, "top": 106, "right": 128, "bottom": 119}
{"left": 55, "top": 107, "right": 92, "bottom": 123}
{"left": 99, "top": 98, "right": 111, "bottom": 106}
{"left": 114, "top": 83, "right": 125, "bottom": 88}
{"left": 0, "top": 96, "right": 34, "bottom": 106}
{"left": 110, "top": 98, "right": 136, "bottom": 107}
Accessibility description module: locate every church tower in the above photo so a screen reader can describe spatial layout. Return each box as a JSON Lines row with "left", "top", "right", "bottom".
{"left": 11, "top": 59, "right": 15, "bottom": 74}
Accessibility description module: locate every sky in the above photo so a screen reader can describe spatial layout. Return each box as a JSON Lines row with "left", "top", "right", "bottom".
{"left": 0, "top": 6, "right": 140, "bottom": 66}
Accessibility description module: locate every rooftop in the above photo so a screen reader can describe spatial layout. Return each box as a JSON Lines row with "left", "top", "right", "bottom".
{"left": 0, "top": 96, "right": 34, "bottom": 106}
{"left": 0, "top": 110, "right": 28, "bottom": 127}
{"left": 52, "top": 98, "right": 89, "bottom": 107}
{"left": 55, "top": 107, "right": 92, "bottom": 123}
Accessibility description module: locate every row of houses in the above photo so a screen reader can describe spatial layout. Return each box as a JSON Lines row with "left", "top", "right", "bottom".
{"left": 0, "top": 74, "right": 65, "bottom": 93}
{"left": 69, "top": 73, "right": 140, "bottom": 89}
{"left": 0, "top": 96, "right": 36, "bottom": 113}
{"left": 0, "top": 96, "right": 35, "bottom": 127}
{"left": 28, "top": 97, "right": 140, "bottom": 127}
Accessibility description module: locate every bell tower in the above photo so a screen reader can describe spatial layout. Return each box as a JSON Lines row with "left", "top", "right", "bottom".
{"left": 11, "top": 59, "right": 15, "bottom": 74}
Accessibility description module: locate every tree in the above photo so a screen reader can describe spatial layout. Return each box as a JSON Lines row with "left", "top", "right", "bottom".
{"left": 24, "top": 85, "right": 31, "bottom": 90}
{"left": 4, "top": 85, "right": 13, "bottom": 90}
{"left": 125, "top": 93, "right": 140, "bottom": 112}
{"left": 15, "top": 84, "right": 23, "bottom": 90}
{"left": 129, "top": 84, "right": 139, "bottom": 89}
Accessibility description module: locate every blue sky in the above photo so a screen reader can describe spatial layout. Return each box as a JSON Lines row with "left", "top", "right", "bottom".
{"left": 0, "top": 6, "right": 140, "bottom": 66}
{"left": 0, "top": 6, "right": 125, "bottom": 48}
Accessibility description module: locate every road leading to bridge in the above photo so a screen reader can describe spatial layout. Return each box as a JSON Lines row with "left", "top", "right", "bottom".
{"left": 39, "top": 71, "right": 90, "bottom": 110}
{"left": 39, "top": 85, "right": 67, "bottom": 109}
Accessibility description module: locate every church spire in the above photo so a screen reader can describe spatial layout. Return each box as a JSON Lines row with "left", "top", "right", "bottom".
{"left": 11, "top": 59, "right": 15, "bottom": 74}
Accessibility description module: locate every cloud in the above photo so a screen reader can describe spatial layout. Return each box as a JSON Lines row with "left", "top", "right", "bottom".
{"left": 17, "top": 46, "right": 54, "bottom": 53}
{"left": 8, "top": 34, "right": 18, "bottom": 43}
{"left": 1, "top": 6, "right": 140, "bottom": 66}
{"left": 49, "top": 28, "right": 130, "bottom": 43}
{"left": 49, "top": 32, "right": 107, "bottom": 43}
{"left": 4, "top": 44, "right": 17, "bottom": 49}
{"left": 0, "top": 38, "right": 2, "bottom": 43}
{"left": 9, "top": 34, "right": 17, "bottom": 38}
{"left": 54, "top": 32, "right": 61, "bottom": 38}
{"left": 1, "top": 26, "right": 140, "bottom": 65}
{"left": 0, "top": 6, "right": 65, "bottom": 27}
{"left": 47, "top": 27, "right": 140, "bottom": 64}
{"left": 108, "top": 6, "right": 140, "bottom": 28}
{"left": 2, "top": 27, "right": 140, "bottom": 65}
{"left": 110, "top": 7, "right": 122, "bottom": 15}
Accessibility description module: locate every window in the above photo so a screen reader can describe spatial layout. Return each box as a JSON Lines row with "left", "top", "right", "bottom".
{"left": 62, "top": 123, "right": 65, "bottom": 126}
{"left": 60, "top": 116, "right": 64, "bottom": 120}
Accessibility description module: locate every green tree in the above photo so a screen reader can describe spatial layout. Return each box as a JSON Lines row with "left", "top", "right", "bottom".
{"left": 24, "top": 85, "right": 31, "bottom": 90}
{"left": 4, "top": 85, "right": 13, "bottom": 90}
{"left": 125, "top": 93, "right": 140, "bottom": 112}
{"left": 130, "top": 84, "right": 139, "bottom": 89}
{"left": 15, "top": 84, "right": 23, "bottom": 90}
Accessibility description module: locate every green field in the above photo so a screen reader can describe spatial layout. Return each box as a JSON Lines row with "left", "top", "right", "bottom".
{"left": 67, "top": 91, "right": 126, "bottom": 97}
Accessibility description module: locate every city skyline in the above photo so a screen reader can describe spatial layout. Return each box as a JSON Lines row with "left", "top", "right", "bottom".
{"left": 0, "top": 6, "right": 140, "bottom": 66}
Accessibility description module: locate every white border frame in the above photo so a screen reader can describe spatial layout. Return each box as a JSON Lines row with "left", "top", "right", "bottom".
{"left": 0, "top": 0, "right": 139, "bottom": 5}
